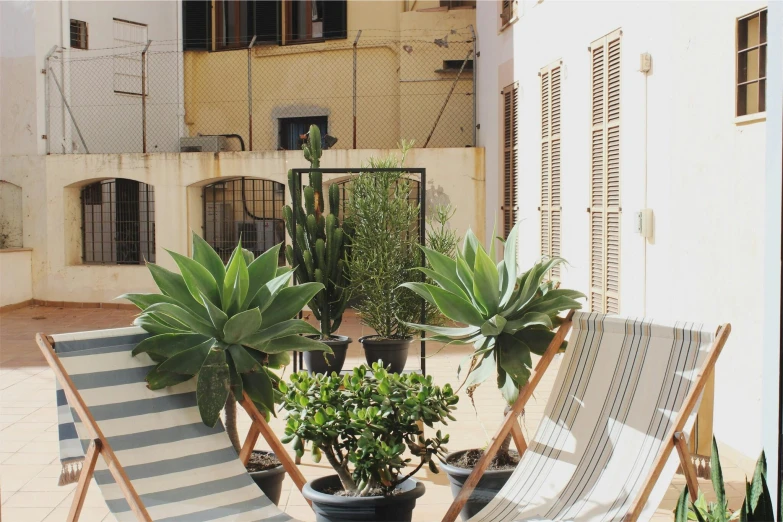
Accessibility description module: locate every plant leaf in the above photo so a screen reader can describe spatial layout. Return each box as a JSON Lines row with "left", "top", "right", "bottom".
{"left": 516, "top": 328, "right": 560, "bottom": 356}
{"left": 710, "top": 436, "right": 726, "bottom": 518}
{"left": 119, "top": 293, "right": 183, "bottom": 311}
{"left": 504, "top": 312, "right": 553, "bottom": 333}
{"left": 465, "top": 350, "right": 496, "bottom": 387}
{"left": 242, "top": 319, "right": 320, "bottom": 347}
{"left": 267, "top": 351, "right": 291, "bottom": 368}
{"left": 497, "top": 333, "right": 532, "bottom": 388}
{"left": 480, "top": 314, "right": 507, "bottom": 337}
{"left": 192, "top": 232, "right": 226, "bottom": 288}
{"left": 196, "top": 349, "right": 230, "bottom": 427}
{"left": 201, "top": 292, "right": 228, "bottom": 333}
{"left": 750, "top": 450, "right": 767, "bottom": 510}
{"left": 145, "top": 263, "right": 211, "bottom": 321}
{"left": 258, "top": 283, "right": 324, "bottom": 329}
{"left": 133, "top": 314, "right": 188, "bottom": 335}
{"left": 473, "top": 244, "right": 500, "bottom": 314}
{"left": 145, "top": 367, "right": 192, "bottom": 390}
{"left": 242, "top": 370, "right": 274, "bottom": 414}
{"left": 158, "top": 339, "right": 215, "bottom": 374}
{"left": 250, "top": 269, "right": 293, "bottom": 312}
{"left": 500, "top": 224, "right": 519, "bottom": 306}
{"left": 415, "top": 267, "right": 470, "bottom": 302}
{"left": 227, "top": 355, "right": 243, "bottom": 401}
{"left": 167, "top": 249, "right": 221, "bottom": 307}
{"left": 249, "top": 334, "right": 333, "bottom": 354}
{"left": 462, "top": 229, "right": 480, "bottom": 269}
{"left": 223, "top": 244, "right": 250, "bottom": 314}
{"left": 223, "top": 307, "right": 263, "bottom": 344}
{"left": 243, "top": 243, "right": 282, "bottom": 309}
{"left": 144, "top": 303, "right": 217, "bottom": 338}
{"left": 132, "top": 333, "right": 211, "bottom": 358}
{"left": 227, "top": 344, "right": 260, "bottom": 373}
{"left": 400, "top": 322, "right": 480, "bottom": 339}
{"left": 424, "top": 284, "right": 485, "bottom": 326}
{"left": 674, "top": 486, "right": 690, "bottom": 522}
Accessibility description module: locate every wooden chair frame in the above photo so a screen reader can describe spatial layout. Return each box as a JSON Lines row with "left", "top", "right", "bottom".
{"left": 441, "top": 312, "right": 731, "bottom": 522}
{"left": 36, "top": 333, "right": 310, "bottom": 522}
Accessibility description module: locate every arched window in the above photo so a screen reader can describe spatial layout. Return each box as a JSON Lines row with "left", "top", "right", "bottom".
{"left": 203, "top": 177, "right": 285, "bottom": 263}
{"left": 81, "top": 179, "right": 155, "bottom": 264}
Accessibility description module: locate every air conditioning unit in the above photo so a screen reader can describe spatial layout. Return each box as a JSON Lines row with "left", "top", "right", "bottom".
{"left": 235, "top": 220, "right": 280, "bottom": 253}
{"left": 205, "top": 203, "right": 233, "bottom": 248}
{"left": 180, "top": 136, "right": 230, "bottom": 153}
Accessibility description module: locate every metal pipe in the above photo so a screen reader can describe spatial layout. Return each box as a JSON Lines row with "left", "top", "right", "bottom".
{"left": 423, "top": 49, "right": 473, "bottom": 148}
{"left": 43, "top": 46, "right": 58, "bottom": 155}
{"left": 141, "top": 40, "right": 151, "bottom": 153}
{"left": 352, "top": 30, "right": 362, "bottom": 149}
{"left": 470, "top": 24, "right": 477, "bottom": 147}
{"left": 247, "top": 35, "right": 257, "bottom": 151}
{"left": 48, "top": 66, "right": 89, "bottom": 154}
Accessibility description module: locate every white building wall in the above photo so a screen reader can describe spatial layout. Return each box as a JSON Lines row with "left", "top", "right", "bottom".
{"left": 481, "top": 0, "right": 771, "bottom": 462}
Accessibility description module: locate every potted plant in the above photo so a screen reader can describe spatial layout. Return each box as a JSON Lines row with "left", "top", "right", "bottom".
{"left": 120, "top": 233, "right": 329, "bottom": 504}
{"left": 284, "top": 124, "right": 352, "bottom": 375}
{"left": 401, "top": 223, "right": 585, "bottom": 519}
{"left": 279, "top": 363, "right": 459, "bottom": 522}
{"left": 345, "top": 143, "right": 423, "bottom": 373}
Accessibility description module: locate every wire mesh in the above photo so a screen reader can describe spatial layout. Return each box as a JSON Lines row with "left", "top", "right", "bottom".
{"left": 45, "top": 30, "right": 475, "bottom": 154}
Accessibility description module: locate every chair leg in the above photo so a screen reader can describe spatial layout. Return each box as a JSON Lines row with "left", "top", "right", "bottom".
{"left": 239, "top": 423, "right": 261, "bottom": 466}
{"left": 510, "top": 420, "right": 528, "bottom": 456}
{"left": 67, "top": 439, "right": 101, "bottom": 522}
{"left": 674, "top": 432, "right": 700, "bottom": 502}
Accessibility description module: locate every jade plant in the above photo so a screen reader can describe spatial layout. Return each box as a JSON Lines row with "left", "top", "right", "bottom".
{"left": 283, "top": 124, "right": 350, "bottom": 339}
{"left": 120, "top": 233, "right": 329, "bottom": 452}
{"left": 279, "top": 363, "right": 459, "bottom": 496}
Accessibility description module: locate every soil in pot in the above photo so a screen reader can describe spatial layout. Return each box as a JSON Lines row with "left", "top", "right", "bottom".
{"left": 302, "top": 474, "right": 425, "bottom": 522}
{"left": 439, "top": 449, "right": 520, "bottom": 521}
{"left": 303, "top": 335, "right": 350, "bottom": 375}
{"left": 246, "top": 450, "right": 286, "bottom": 506}
{"left": 359, "top": 335, "right": 413, "bottom": 374}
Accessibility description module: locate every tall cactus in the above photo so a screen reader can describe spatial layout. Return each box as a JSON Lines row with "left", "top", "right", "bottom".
{"left": 283, "top": 125, "right": 351, "bottom": 339}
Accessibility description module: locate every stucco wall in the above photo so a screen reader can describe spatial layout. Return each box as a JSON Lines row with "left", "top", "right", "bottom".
{"left": 0, "top": 180, "right": 24, "bottom": 248}
{"left": 495, "top": 0, "right": 768, "bottom": 461}
{"left": 0, "top": 147, "right": 484, "bottom": 305}
{"left": 0, "top": 249, "right": 33, "bottom": 307}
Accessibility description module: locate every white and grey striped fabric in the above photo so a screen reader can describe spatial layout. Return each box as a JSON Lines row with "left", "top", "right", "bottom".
{"left": 52, "top": 327, "right": 297, "bottom": 522}
{"left": 470, "top": 312, "right": 717, "bottom": 522}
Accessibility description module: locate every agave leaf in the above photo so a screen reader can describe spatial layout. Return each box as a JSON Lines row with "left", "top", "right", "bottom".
{"left": 500, "top": 224, "right": 519, "bottom": 307}
{"left": 497, "top": 334, "right": 532, "bottom": 388}
{"left": 192, "top": 232, "right": 226, "bottom": 288}
{"left": 144, "top": 303, "right": 217, "bottom": 338}
{"left": 132, "top": 333, "right": 211, "bottom": 358}
{"left": 145, "top": 367, "right": 192, "bottom": 390}
{"left": 498, "top": 364, "right": 519, "bottom": 404}
{"left": 462, "top": 229, "right": 480, "bottom": 269}
{"left": 419, "top": 284, "right": 485, "bottom": 326}
{"left": 749, "top": 451, "right": 766, "bottom": 510}
{"left": 480, "top": 314, "right": 507, "bottom": 337}
{"left": 473, "top": 246, "right": 500, "bottom": 315}
{"left": 119, "top": 293, "right": 183, "bottom": 312}
{"left": 488, "top": 222, "right": 497, "bottom": 261}
{"left": 504, "top": 312, "right": 553, "bottom": 333}
{"left": 250, "top": 269, "right": 293, "bottom": 312}
{"left": 201, "top": 292, "right": 228, "bottom": 333}
{"left": 267, "top": 351, "right": 291, "bottom": 368}
{"left": 242, "top": 369, "right": 275, "bottom": 414}
{"left": 674, "top": 486, "right": 690, "bottom": 522}
{"left": 227, "top": 356, "right": 243, "bottom": 401}
{"left": 243, "top": 243, "right": 282, "bottom": 309}
{"left": 258, "top": 283, "right": 324, "bottom": 329}
{"left": 196, "top": 349, "right": 230, "bottom": 428}
{"left": 415, "top": 267, "right": 470, "bottom": 301}
{"left": 248, "top": 334, "right": 332, "bottom": 354}
{"left": 146, "top": 263, "right": 211, "bottom": 322}
{"left": 223, "top": 244, "right": 249, "bottom": 314}
{"left": 133, "top": 314, "right": 187, "bottom": 335}
{"left": 158, "top": 339, "right": 215, "bottom": 374}
{"left": 242, "top": 319, "right": 320, "bottom": 347}
{"left": 465, "top": 351, "right": 496, "bottom": 387}
{"left": 167, "top": 249, "right": 221, "bottom": 307}
{"left": 517, "top": 295, "right": 583, "bottom": 318}
{"left": 399, "top": 282, "right": 437, "bottom": 306}
{"left": 420, "top": 245, "right": 461, "bottom": 283}
{"left": 400, "top": 322, "right": 480, "bottom": 339}
{"left": 710, "top": 437, "right": 726, "bottom": 520}
{"left": 751, "top": 478, "right": 775, "bottom": 522}
{"left": 223, "top": 307, "right": 263, "bottom": 344}
{"left": 455, "top": 255, "right": 477, "bottom": 306}
{"left": 515, "top": 328, "right": 559, "bottom": 355}
{"left": 227, "top": 344, "right": 261, "bottom": 373}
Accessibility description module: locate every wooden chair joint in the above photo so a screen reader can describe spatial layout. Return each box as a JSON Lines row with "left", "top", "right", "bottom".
{"left": 674, "top": 431, "right": 699, "bottom": 502}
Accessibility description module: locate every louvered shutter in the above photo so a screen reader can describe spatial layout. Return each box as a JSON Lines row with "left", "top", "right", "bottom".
{"left": 183, "top": 0, "right": 211, "bottom": 50}
{"left": 323, "top": 0, "right": 347, "bottom": 40}
{"left": 502, "top": 82, "right": 519, "bottom": 239}
{"left": 501, "top": 0, "right": 513, "bottom": 27}
{"left": 540, "top": 61, "right": 562, "bottom": 279}
{"left": 253, "top": 0, "right": 281, "bottom": 44}
{"left": 589, "top": 30, "right": 621, "bottom": 314}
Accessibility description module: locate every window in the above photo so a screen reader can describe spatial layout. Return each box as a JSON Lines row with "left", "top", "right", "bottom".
{"left": 439, "top": 1, "right": 477, "bottom": 8}
{"left": 501, "top": 82, "right": 519, "bottom": 239}
{"left": 589, "top": 30, "right": 621, "bottom": 314}
{"left": 70, "top": 20, "right": 88, "bottom": 49}
{"left": 439, "top": 59, "right": 474, "bottom": 73}
{"left": 279, "top": 116, "right": 328, "bottom": 150}
{"left": 540, "top": 61, "right": 562, "bottom": 279}
{"left": 500, "top": 0, "right": 517, "bottom": 30}
{"left": 203, "top": 178, "right": 286, "bottom": 263}
{"left": 113, "top": 19, "right": 148, "bottom": 95}
{"left": 216, "top": 0, "right": 252, "bottom": 49}
{"left": 737, "top": 8, "right": 767, "bottom": 116}
{"left": 81, "top": 179, "right": 155, "bottom": 265}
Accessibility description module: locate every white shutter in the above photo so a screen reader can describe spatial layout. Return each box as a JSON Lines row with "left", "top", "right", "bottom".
{"left": 540, "top": 61, "right": 562, "bottom": 279}
{"left": 502, "top": 82, "right": 519, "bottom": 239}
{"left": 589, "top": 30, "right": 621, "bottom": 314}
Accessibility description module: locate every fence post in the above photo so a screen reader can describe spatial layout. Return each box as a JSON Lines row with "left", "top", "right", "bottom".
{"left": 470, "top": 25, "right": 477, "bottom": 147}
{"left": 43, "top": 46, "right": 57, "bottom": 155}
{"left": 141, "top": 40, "right": 152, "bottom": 153}
{"left": 352, "top": 30, "right": 362, "bottom": 149}
{"left": 248, "top": 36, "right": 257, "bottom": 152}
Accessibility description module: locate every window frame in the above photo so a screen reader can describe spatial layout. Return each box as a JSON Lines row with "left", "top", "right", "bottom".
{"left": 735, "top": 8, "right": 767, "bottom": 119}
{"left": 112, "top": 18, "right": 149, "bottom": 97}
{"left": 500, "top": 0, "right": 518, "bottom": 32}
{"left": 215, "top": 0, "right": 252, "bottom": 50}
{"left": 70, "top": 19, "right": 88, "bottom": 50}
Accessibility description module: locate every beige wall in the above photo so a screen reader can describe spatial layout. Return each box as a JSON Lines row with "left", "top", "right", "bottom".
{"left": 0, "top": 147, "right": 484, "bottom": 304}
{"left": 0, "top": 249, "right": 33, "bottom": 307}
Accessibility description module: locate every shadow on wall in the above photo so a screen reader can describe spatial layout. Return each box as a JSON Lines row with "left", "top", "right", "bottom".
{"left": 0, "top": 180, "right": 23, "bottom": 248}
{"left": 426, "top": 181, "right": 451, "bottom": 216}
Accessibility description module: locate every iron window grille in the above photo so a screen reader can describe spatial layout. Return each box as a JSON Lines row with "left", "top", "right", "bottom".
{"left": 202, "top": 177, "right": 286, "bottom": 263}
{"left": 70, "top": 19, "right": 88, "bottom": 50}
{"left": 81, "top": 179, "right": 155, "bottom": 265}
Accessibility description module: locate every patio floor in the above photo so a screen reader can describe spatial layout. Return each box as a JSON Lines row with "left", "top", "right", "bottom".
{"left": 1, "top": 305, "right": 750, "bottom": 521}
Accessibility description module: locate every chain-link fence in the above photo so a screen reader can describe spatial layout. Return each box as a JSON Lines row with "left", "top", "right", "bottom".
{"left": 45, "top": 29, "right": 475, "bottom": 154}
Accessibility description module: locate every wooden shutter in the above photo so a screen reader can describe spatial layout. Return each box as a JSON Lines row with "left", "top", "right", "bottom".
{"left": 183, "top": 0, "right": 211, "bottom": 50}
{"left": 502, "top": 82, "right": 519, "bottom": 239}
{"left": 323, "top": 0, "right": 347, "bottom": 40}
{"left": 500, "top": 0, "right": 513, "bottom": 27}
{"left": 589, "top": 30, "right": 621, "bottom": 314}
{"left": 253, "top": 0, "right": 281, "bottom": 44}
{"left": 540, "top": 61, "right": 562, "bottom": 279}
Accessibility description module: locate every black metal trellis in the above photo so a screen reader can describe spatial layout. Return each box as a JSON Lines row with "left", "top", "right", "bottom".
{"left": 289, "top": 168, "right": 428, "bottom": 376}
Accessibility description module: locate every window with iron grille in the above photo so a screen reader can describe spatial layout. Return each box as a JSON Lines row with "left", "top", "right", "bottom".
{"left": 70, "top": 20, "right": 88, "bottom": 49}
{"left": 736, "top": 8, "right": 767, "bottom": 117}
{"left": 203, "top": 178, "right": 286, "bottom": 264}
{"left": 81, "top": 179, "right": 155, "bottom": 265}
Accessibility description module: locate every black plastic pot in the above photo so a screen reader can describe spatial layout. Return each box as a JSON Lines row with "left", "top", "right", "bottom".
{"left": 303, "top": 335, "right": 350, "bottom": 375}
{"left": 302, "top": 475, "right": 425, "bottom": 522}
{"left": 439, "top": 450, "right": 515, "bottom": 521}
{"left": 359, "top": 336, "right": 413, "bottom": 374}
{"left": 247, "top": 451, "right": 286, "bottom": 506}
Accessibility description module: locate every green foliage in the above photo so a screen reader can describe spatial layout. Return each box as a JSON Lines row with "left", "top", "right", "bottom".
{"left": 674, "top": 438, "right": 779, "bottom": 522}
{"left": 424, "top": 204, "right": 460, "bottom": 327}
{"left": 121, "top": 233, "right": 329, "bottom": 428}
{"left": 279, "top": 363, "right": 459, "bottom": 496}
{"left": 400, "top": 223, "right": 584, "bottom": 405}
{"left": 346, "top": 142, "right": 424, "bottom": 339}
{"left": 284, "top": 125, "right": 351, "bottom": 338}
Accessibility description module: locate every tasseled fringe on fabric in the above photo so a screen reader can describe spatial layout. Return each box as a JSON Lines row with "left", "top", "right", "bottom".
{"left": 677, "top": 454, "right": 711, "bottom": 479}
{"left": 58, "top": 459, "right": 84, "bottom": 486}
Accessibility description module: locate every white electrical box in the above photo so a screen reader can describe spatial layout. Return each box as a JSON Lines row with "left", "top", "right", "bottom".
{"left": 636, "top": 208, "right": 654, "bottom": 239}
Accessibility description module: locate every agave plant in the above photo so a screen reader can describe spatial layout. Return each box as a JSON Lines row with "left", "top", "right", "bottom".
{"left": 401, "top": 223, "right": 584, "bottom": 405}
{"left": 120, "top": 233, "right": 329, "bottom": 452}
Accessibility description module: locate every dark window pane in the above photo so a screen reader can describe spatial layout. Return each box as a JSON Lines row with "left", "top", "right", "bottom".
{"left": 760, "top": 10, "right": 767, "bottom": 44}
{"left": 760, "top": 45, "right": 766, "bottom": 78}
{"left": 738, "top": 16, "right": 748, "bottom": 50}
{"left": 759, "top": 79, "right": 766, "bottom": 113}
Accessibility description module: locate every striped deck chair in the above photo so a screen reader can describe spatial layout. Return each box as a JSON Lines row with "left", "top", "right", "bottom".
{"left": 37, "top": 327, "right": 307, "bottom": 522}
{"left": 442, "top": 311, "right": 731, "bottom": 522}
